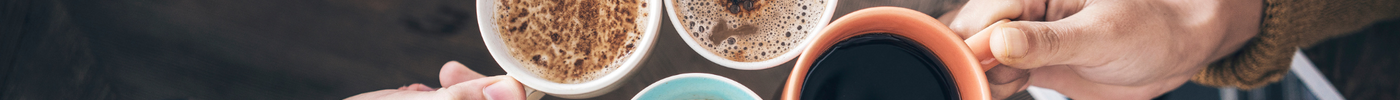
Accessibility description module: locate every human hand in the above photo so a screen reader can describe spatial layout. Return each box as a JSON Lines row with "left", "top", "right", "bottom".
{"left": 347, "top": 61, "right": 525, "bottom": 100}
{"left": 945, "top": 0, "right": 1261, "bottom": 99}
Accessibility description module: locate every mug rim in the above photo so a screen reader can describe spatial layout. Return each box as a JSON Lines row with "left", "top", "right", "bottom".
{"left": 662, "top": 0, "right": 841, "bottom": 70}
{"left": 780, "top": 7, "right": 992, "bottom": 100}
{"left": 475, "top": 0, "right": 664, "bottom": 97}
{"left": 631, "top": 73, "right": 762, "bottom": 100}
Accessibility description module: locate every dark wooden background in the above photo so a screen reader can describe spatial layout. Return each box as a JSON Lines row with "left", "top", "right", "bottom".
{"left": 3, "top": 0, "right": 1395, "bottom": 99}
{"left": 0, "top": 0, "right": 962, "bottom": 99}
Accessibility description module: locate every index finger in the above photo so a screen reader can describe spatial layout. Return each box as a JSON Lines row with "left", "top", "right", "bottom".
{"left": 948, "top": 0, "right": 1045, "bottom": 38}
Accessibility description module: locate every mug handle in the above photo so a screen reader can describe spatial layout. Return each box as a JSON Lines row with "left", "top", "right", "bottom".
{"left": 523, "top": 83, "right": 545, "bottom": 100}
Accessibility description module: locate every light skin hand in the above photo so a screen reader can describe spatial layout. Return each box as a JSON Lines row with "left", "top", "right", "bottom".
{"left": 944, "top": 0, "right": 1260, "bottom": 99}
{"left": 347, "top": 61, "right": 526, "bottom": 100}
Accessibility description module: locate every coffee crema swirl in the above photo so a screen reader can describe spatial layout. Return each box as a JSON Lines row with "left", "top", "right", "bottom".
{"left": 494, "top": 0, "right": 648, "bottom": 83}
{"left": 672, "top": 0, "right": 827, "bottom": 62}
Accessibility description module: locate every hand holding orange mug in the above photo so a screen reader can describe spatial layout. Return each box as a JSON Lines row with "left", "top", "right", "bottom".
{"left": 946, "top": 0, "right": 1263, "bottom": 99}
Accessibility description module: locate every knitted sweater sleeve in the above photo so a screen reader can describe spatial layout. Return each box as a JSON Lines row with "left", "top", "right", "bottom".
{"left": 1191, "top": 0, "right": 1400, "bottom": 89}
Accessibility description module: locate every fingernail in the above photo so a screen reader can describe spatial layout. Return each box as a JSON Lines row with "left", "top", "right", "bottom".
{"left": 408, "top": 83, "right": 436, "bottom": 91}
{"left": 482, "top": 76, "right": 521, "bottom": 100}
{"left": 993, "top": 27, "right": 1028, "bottom": 63}
{"left": 482, "top": 85, "right": 506, "bottom": 100}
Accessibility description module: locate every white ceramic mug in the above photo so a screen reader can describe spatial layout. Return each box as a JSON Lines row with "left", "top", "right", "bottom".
{"left": 475, "top": 0, "right": 663, "bottom": 99}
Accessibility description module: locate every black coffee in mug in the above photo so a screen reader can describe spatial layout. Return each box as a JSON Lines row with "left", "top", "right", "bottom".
{"left": 800, "top": 33, "right": 960, "bottom": 100}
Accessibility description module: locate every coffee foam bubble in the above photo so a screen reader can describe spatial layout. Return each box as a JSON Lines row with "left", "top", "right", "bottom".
{"left": 674, "top": 0, "right": 826, "bottom": 62}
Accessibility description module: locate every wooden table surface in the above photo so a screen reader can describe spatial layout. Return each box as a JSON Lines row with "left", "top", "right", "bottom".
{"left": 528, "top": 1, "right": 962, "bottom": 99}
{"left": 0, "top": 0, "right": 959, "bottom": 99}
{"left": 9, "top": 0, "right": 1397, "bottom": 99}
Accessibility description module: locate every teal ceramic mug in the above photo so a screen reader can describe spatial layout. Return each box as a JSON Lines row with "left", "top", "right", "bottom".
{"left": 633, "top": 73, "right": 762, "bottom": 100}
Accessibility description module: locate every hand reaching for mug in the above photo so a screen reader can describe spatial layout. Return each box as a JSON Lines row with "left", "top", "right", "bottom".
{"left": 348, "top": 61, "right": 525, "bottom": 100}
{"left": 945, "top": 0, "right": 1261, "bottom": 99}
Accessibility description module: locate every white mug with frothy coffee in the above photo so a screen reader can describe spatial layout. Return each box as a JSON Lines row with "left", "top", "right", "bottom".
{"left": 664, "top": 0, "right": 839, "bottom": 70}
{"left": 476, "top": 0, "right": 662, "bottom": 99}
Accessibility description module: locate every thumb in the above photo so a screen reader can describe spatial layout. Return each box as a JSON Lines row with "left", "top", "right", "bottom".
{"left": 439, "top": 76, "right": 506, "bottom": 100}
{"left": 482, "top": 76, "right": 525, "bottom": 100}
{"left": 441, "top": 61, "right": 488, "bottom": 88}
{"left": 986, "top": 20, "right": 1083, "bottom": 69}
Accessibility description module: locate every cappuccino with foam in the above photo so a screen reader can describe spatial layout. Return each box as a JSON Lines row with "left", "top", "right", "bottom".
{"left": 493, "top": 0, "right": 650, "bottom": 83}
{"left": 670, "top": 0, "right": 828, "bottom": 62}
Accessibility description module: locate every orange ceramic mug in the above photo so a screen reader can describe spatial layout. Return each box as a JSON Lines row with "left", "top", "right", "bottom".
{"left": 781, "top": 7, "right": 1000, "bottom": 100}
